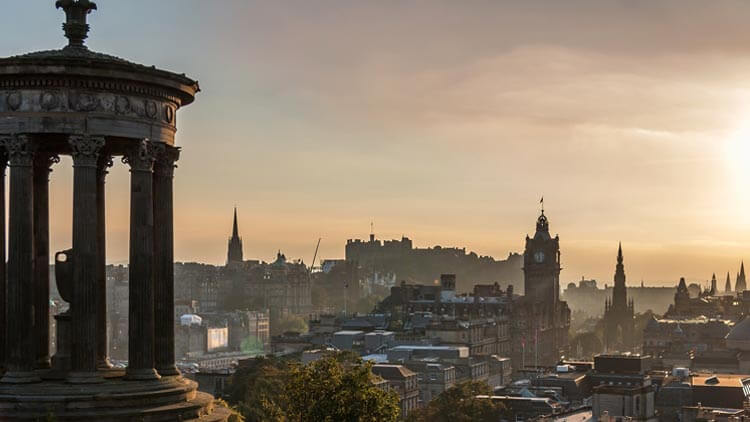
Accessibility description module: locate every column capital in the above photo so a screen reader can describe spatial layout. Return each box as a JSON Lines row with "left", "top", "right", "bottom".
{"left": 122, "top": 139, "right": 156, "bottom": 172}
{"left": 152, "top": 143, "right": 180, "bottom": 178}
{"left": 69, "top": 135, "right": 105, "bottom": 168}
{"left": 97, "top": 153, "right": 114, "bottom": 176}
{"left": 2, "top": 135, "right": 36, "bottom": 167}
{"left": 35, "top": 153, "right": 61, "bottom": 173}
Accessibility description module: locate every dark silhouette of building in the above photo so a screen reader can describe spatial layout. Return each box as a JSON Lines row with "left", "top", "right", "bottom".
{"left": 226, "top": 207, "right": 243, "bottom": 265}
{"left": 523, "top": 210, "right": 560, "bottom": 304}
{"left": 736, "top": 262, "right": 746, "bottom": 292}
{"left": 345, "top": 234, "right": 522, "bottom": 290}
{"left": 726, "top": 272, "right": 733, "bottom": 293}
{"left": 513, "top": 209, "right": 571, "bottom": 368}
{"left": 602, "top": 243, "right": 635, "bottom": 352}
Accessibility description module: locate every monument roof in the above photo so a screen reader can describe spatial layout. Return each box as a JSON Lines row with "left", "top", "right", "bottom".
{"left": 0, "top": 1, "right": 199, "bottom": 105}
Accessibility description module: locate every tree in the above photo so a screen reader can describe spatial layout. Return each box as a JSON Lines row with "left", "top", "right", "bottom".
{"left": 225, "top": 357, "right": 289, "bottom": 422}
{"left": 407, "top": 381, "right": 507, "bottom": 422}
{"left": 226, "top": 354, "right": 400, "bottom": 422}
{"left": 273, "top": 356, "right": 400, "bottom": 422}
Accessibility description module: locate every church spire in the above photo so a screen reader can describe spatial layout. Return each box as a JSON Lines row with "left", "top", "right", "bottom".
{"left": 226, "top": 207, "right": 243, "bottom": 266}
{"left": 737, "top": 261, "right": 747, "bottom": 292}
{"left": 232, "top": 206, "right": 239, "bottom": 238}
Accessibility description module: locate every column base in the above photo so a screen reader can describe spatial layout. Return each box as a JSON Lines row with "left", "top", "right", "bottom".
{"left": 67, "top": 371, "right": 105, "bottom": 384}
{"left": 157, "top": 365, "right": 181, "bottom": 377}
{"left": 125, "top": 367, "right": 161, "bottom": 381}
{"left": 1, "top": 371, "right": 42, "bottom": 384}
{"left": 97, "top": 358, "right": 114, "bottom": 371}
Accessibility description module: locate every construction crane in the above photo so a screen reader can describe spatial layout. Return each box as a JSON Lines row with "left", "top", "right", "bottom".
{"left": 309, "top": 237, "right": 321, "bottom": 276}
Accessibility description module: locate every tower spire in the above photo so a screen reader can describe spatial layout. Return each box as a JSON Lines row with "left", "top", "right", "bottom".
{"left": 232, "top": 206, "right": 239, "bottom": 238}
{"left": 226, "top": 207, "right": 243, "bottom": 265}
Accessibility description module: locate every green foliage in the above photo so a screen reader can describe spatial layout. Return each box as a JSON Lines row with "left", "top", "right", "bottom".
{"left": 278, "top": 357, "right": 400, "bottom": 422}
{"left": 225, "top": 357, "right": 290, "bottom": 422}
{"left": 406, "top": 381, "right": 507, "bottom": 422}
{"left": 214, "top": 399, "right": 246, "bottom": 422}
{"left": 240, "top": 335, "right": 264, "bottom": 354}
{"left": 227, "top": 354, "right": 400, "bottom": 422}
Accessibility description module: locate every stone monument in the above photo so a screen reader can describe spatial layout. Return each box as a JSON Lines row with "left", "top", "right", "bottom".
{"left": 0, "top": 1, "right": 230, "bottom": 420}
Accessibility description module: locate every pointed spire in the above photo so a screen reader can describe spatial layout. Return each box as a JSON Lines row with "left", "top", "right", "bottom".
{"left": 741, "top": 261, "right": 746, "bottom": 279}
{"left": 710, "top": 273, "right": 717, "bottom": 295}
{"left": 617, "top": 242, "right": 623, "bottom": 264}
{"left": 232, "top": 206, "right": 239, "bottom": 238}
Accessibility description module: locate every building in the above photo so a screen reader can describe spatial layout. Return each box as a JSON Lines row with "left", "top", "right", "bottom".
{"left": 345, "top": 232, "right": 523, "bottom": 292}
{"left": 514, "top": 210, "right": 571, "bottom": 368}
{"left": 402, "top": 360, "right": 456, "bottom": 404}
{"left": 591, "top": 355, "right": 657, "bottom": 422}
{"left": 602, "top": 244, "right": 635, "bottom": 352}
{"left": 226, "top": 207, "right": 243, "bottom": 266}
{"left": 372, "top": 364, "right": 421, "bottom": 419}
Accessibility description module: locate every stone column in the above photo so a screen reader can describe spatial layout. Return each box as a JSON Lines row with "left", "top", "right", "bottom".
{"left": 1, "top": 135, "right": 40, "bottom": 384}
{"left": 124, "top": 140, "right": 160, "bottom": 380}
{"left": 67, "top": 135, "right": 105, "bottom": 384}
{"left": 33, "top": 153, "right": 59, "bottom": 370}
{"left": 96, "top": 154, "right": 113, "bottom": 370}
{"left": 153, "top": 144, "right": 180, "bottom": 376}
{"left": 0, "top": 150, "right": 7, "bottom": 373}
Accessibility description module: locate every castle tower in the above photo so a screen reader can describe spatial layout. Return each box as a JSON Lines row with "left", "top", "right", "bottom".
{"left": 226, "top": 207, "right": 243, "bottom": 265}
{"left": 737, "top": 262, "right": 747, "bottom": 292}
{"left": 603, "top": 243, "right": 635, "bottom": 352}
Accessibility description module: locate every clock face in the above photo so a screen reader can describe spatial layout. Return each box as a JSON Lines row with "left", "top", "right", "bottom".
{"left": 534, "top": 251, "right": 545, "bottom": 263}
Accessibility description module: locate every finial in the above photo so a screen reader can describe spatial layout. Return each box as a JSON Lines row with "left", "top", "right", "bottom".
{"left": 56, "top": 0, "right": 98, "bottom": 49}
{"left": 540, "top": 196, "right": 544, "bottom": 215}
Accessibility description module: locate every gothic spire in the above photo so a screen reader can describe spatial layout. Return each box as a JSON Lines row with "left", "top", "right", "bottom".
{"left": 226, "top": 207, "right": 243, "bottom": 265}
{"left": 232, "top": 206, "right": 239, "bottom": 238}
{"left": 617, "top": 242, "right": 623, "bottom": 264}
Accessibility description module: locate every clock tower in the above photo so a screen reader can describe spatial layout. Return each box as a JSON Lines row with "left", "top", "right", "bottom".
{"left": 523, "top": 210, "right": 561, "bottom": 305}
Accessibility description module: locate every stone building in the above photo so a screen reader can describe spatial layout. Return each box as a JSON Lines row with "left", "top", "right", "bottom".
{"left": 602, "top": 244, "right": 635, "bottom": 352}
{"left": 591, "top": 354, "right": 657, "bottom": 422}
{"left": 513, "top": 210, "right": 571, "bottom": 368}
{"left": 371, "top": 364, "right": 421, "bottom": 419}
{"left": 0, "top": 1, "right": 229, "bottom": 419}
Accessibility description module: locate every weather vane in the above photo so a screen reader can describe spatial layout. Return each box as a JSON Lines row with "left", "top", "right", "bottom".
{"left": 56, "top": 0, "right": 98, "bottom": 49}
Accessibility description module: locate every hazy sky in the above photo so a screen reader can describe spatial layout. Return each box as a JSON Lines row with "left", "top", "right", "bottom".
{"left": 3, "top": 1, "right": 750, "bottom": 287}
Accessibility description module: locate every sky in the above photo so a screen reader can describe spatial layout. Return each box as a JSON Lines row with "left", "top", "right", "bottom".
{"left": 3, "top": 0, "right": 750, "bottom": 287}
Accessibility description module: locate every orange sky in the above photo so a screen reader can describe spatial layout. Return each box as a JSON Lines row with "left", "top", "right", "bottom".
{"left": 5, "top": 1, "right": 750, "bottom": 287}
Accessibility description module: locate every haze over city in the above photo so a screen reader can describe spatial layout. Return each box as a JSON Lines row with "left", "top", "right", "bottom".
{"left": 3, "top": 0, "right": 750, "bottom": 286}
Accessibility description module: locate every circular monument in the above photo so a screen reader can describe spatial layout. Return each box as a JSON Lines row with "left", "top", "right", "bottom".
{"left": 0, "top": 1, "right": 229, "bottom": 420}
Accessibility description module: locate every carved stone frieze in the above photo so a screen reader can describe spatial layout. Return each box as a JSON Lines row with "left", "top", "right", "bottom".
{"left": 0, "top": 89, "right": 178, "bottom": 127}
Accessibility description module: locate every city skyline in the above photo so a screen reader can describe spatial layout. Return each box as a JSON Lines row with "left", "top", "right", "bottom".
{"left": 3, "top": 0, "right": 750, "bottom": 286}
